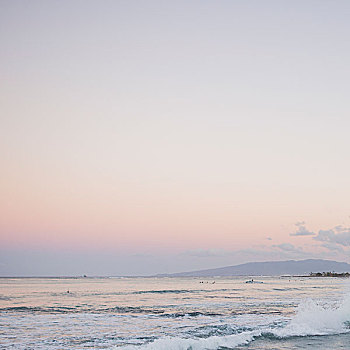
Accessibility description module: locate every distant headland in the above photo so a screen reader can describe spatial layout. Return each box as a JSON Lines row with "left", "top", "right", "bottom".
{"left": 156, "top": 259, "right": 350, "bottom": 277}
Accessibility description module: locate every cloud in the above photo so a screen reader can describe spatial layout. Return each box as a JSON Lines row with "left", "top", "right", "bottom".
{"left": 181, "top": 243, "right": 312, "bottom": 262}
{"left": 313, "top": 226, "right": 350, "bottom": 247}
{"left": 273, "top": 243, "right": 297, "bottom": 252}
{"left": 272, "top": 243, "right": 305, "bottom": 254}
{"left": 290, "top": 221, "right": 315, "bottom": 236}
{"left": 180, "top": 249, "right": 233, "bottom": 258}
{"left": 320, "top": 242, "right": 345, "bottom": 253}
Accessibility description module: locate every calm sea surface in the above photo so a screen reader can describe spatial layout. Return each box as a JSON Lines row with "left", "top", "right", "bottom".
{"left": 1, "top": 276, "right": 350, "bottom": 349}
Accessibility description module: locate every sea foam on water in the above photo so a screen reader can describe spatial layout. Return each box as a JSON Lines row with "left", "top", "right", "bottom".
{"left": 272, "top": 293, "right": 350, "bottom": 338}
{"left": 118, "top": 285, "right": 350, "bottom": 350}
{"left": 118, "top": 331, "right": 259, "bottom": 350}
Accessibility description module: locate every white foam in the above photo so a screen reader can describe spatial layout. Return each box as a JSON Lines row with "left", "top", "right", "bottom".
{"left": 118, "top": 331, "right": 259, "bottom": 350}
{"left": 272, "top": 292, "right": 350, "bottom": 337}
{"left": 117, "top": 289, "right": 350, "bottom": 350}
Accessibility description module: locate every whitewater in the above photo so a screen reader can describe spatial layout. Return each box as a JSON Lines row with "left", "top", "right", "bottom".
{"left": 1, "top": 276, "right": 350, "bottom": 349}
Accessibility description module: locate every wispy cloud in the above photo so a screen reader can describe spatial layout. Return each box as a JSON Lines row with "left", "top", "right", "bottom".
{"left": 289, "top": 221, "right": 315, "bottom": 236}
{"left": 273, "top": 243, "right": 304, "bottom": 253}
{"left": 180, "top": 249, "right": 233, "bottom": 258}
{"left": 313, "top": 226, "right": 350, "bottom": 247}
{"left": 179, "top": 222, "right": 350, "bottom": 266}
{"left": 320, "top": 242, "right": 345, "bottom": 253}
{"left": 182, "top": 244, "right": 312, "bottom": 262}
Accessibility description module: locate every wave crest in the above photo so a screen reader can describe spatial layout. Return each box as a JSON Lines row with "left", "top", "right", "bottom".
{"left": 116, "top": 293, "right": 350, "bottom": 349}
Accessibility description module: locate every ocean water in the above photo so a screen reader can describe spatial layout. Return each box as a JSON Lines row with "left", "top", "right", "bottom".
{"left": 1, "top": 276, "right": 350, "bottom": 349}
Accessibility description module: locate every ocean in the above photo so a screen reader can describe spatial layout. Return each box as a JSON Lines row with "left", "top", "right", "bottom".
{"left": 1, "top": 276, "right": 350, "bottom": 349}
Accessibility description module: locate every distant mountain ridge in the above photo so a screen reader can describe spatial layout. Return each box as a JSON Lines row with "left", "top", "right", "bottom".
{"left": 157, "top": 259, "right": 350, "bottom": 277}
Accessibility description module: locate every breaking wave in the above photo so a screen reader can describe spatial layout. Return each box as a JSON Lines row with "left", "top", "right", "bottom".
{"left": 117, "top": 292, "right": 350, "bottom": 349}
{"left": 119, "top": 331, "right": 258, "bottom": 350}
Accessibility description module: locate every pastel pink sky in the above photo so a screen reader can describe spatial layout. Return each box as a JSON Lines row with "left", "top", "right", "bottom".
{"left": 1, "top": 1, "right": 350, "bottom": 275}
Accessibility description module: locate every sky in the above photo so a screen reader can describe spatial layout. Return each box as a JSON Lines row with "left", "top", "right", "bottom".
{"left": 1, "top": 0, "right": 350, "bottom": 276}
